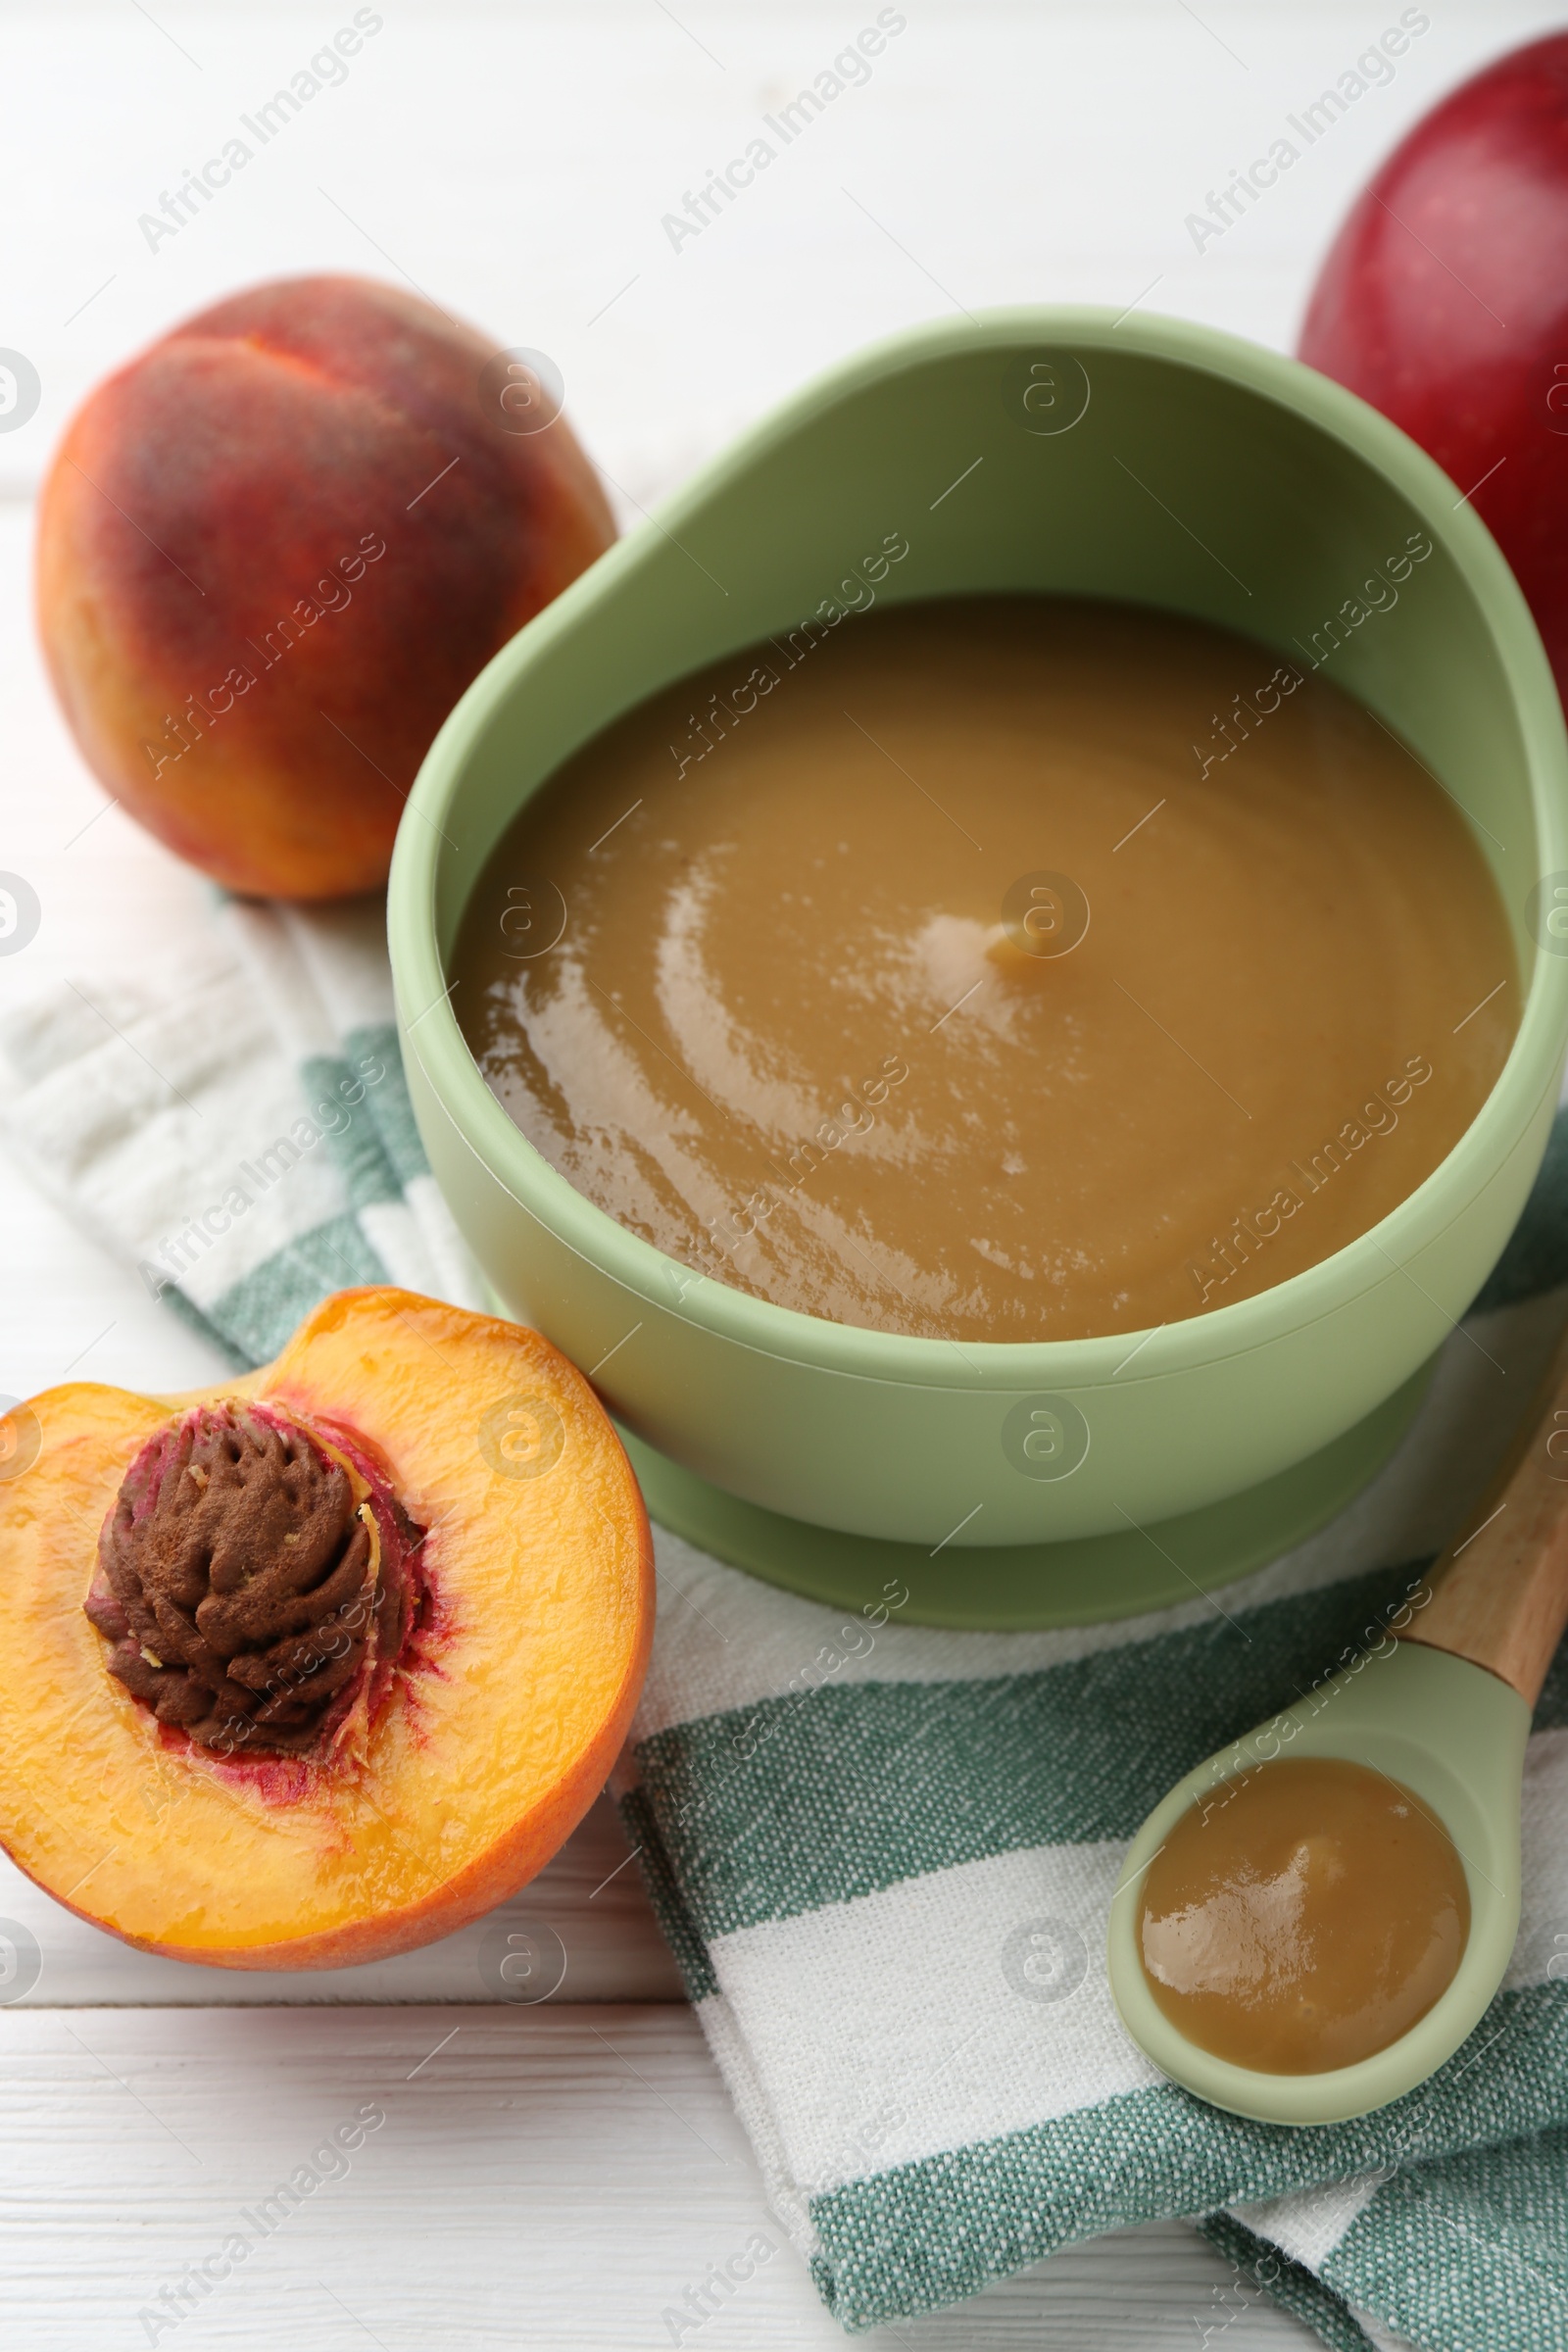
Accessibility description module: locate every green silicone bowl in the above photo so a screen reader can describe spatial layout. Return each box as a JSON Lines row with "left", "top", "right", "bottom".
{"left": 388, "top": 308, "right": 1568, "bottom": 1625}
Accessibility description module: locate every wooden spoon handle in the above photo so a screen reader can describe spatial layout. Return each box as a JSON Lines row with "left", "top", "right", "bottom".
{"left": 1399, "top": 1330, "right": 1568, "bottom": 1705}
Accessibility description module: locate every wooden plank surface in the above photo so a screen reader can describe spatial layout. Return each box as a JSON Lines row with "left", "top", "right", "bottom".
{"left": 0, "top": 2004, "right": 1312, "bottom": 2349}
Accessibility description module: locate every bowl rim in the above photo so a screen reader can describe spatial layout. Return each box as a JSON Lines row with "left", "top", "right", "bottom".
{"left": 389, "top": 303, "right": 1568, "bottom": 1396}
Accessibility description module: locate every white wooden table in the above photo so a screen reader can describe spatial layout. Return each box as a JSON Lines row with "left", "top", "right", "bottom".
{"left": 1, "top": 5, "right": 1557, "bottom": 2341}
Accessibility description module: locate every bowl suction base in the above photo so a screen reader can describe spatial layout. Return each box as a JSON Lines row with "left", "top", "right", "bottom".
{"left": 615, "top": 1359, "right": 1435, "bottom": 1630}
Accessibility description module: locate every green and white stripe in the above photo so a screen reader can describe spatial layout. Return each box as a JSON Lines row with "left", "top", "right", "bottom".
{"left": 619, "top": 1121, "right": 1568, "bottom": 2344}
{"left": 0, "top": 892, "right": 482, "bottom": 1366}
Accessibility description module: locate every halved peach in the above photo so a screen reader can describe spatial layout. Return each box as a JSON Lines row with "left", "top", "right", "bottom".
{"left": 0, "top": 1289, "right": 653, "bottom": 1968}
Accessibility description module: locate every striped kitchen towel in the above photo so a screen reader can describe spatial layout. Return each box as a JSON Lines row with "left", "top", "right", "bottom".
{"left": 615, "top": 1112, "right": 1568, "bottom": 2348}
{"left": 6, "top": 894, "right": 1568, "bottom": 2350}
{"left": 0, "top": 891, "right": 483, "bottom": 1364}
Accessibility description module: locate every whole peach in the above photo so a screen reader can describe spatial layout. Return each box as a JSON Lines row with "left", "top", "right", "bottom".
{"left": 36, "top": 274, "right": 616, "bottom": 899}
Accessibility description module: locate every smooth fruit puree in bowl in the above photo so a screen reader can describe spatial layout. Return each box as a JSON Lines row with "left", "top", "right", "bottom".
{"left": 451, "top": 592, "right": 1514, "bottom": 1344}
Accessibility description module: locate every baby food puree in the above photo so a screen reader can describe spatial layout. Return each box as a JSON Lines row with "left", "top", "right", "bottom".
{"left": 1138, "top": 1755, "right": 1470, "bottom": 2073}
{"left": 454, "top": 594, "right": 1513, "bottom": 1343}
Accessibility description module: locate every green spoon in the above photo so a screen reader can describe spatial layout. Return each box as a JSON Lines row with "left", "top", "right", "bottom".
{"left": 1107, "top": 1345, "right": 1568, "bottom": 2125}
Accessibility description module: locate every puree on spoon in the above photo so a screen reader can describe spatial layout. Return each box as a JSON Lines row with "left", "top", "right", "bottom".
{"left": 453, "top": 594, "right": 1515, "bottom": 1343}
{"left": 1137, "top": 1756, "right": 1471, "bottom": 2073}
